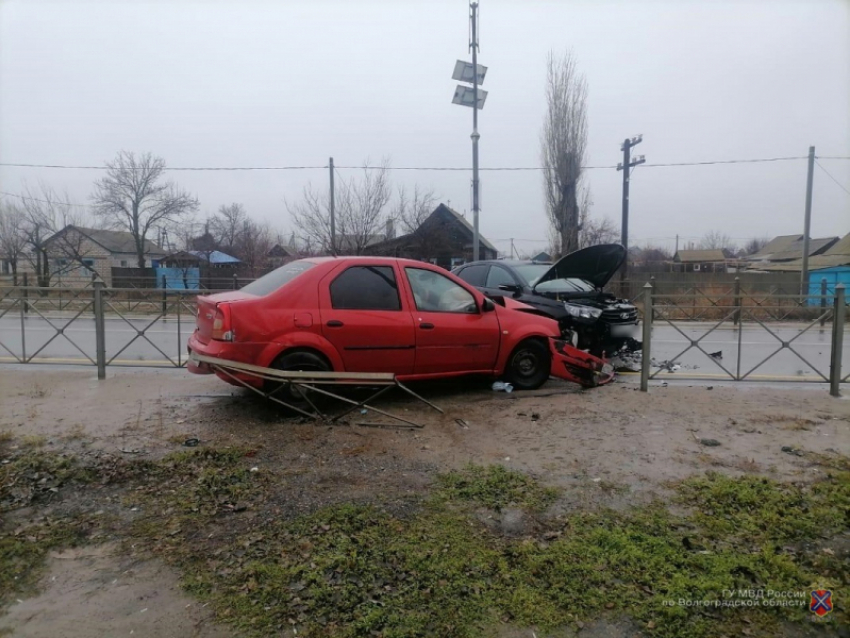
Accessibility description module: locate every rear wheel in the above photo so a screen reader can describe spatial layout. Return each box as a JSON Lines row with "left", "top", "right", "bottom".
{"left": 267, "top": 350, "right": 331, "bottom": 408}
{"left": 505, "top": 339, "right": 551, "bottom": 390}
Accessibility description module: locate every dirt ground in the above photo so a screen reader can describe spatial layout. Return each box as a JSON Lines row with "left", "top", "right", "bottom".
{"left": 1, "top": 366, "right": 848, "bottom": 637}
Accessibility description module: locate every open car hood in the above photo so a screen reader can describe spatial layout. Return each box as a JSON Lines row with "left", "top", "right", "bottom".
{"left": 534, "top": 244, "right": 626, "bottom": 290}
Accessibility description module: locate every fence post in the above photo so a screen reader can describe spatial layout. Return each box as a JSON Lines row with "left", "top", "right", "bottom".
{"left": 640, "top": 282, "right": 653, "bottom": 392}
{"left": 820, "top": 278, "right": 828, "bottom": 327}
{"left": 733, "top": 276, "right": 741, "bottom": 326}
{"left": 829, "top": 284, "right": 845, "bottom": 397}
{"left": 161, "top": 274, "right": 167, "bottom": 315}
{"left": 22, "top": 272, "right": 28, "bottom": 314}
{"left": 93, "top": 281, "right": 107, "bottom": 380}
{"left": 232, "top": 272, "right": 238, "bottom": 290}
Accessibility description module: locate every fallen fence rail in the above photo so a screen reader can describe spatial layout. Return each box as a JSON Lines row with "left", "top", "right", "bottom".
{"left": 190, "top": 352, "right": 443, "bottom": 427}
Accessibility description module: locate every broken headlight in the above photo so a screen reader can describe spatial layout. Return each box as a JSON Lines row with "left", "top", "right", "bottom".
{"left": 563, "top": 303, "right": 602, "bottom": 320}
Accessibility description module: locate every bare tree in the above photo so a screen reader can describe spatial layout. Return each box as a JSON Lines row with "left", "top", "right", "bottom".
{"left": 742, "top": 236, "right": 769, "bottom": 256}
{"left": 235, "top": 220, "right": 273, "bottom": 277}
{"left": 0, "top": 201, "right": 28, "bottom": 278}
{"left": 15, "top": 185, "right": 100, "bottom": 285}
{"left": 390, "top": 185, "right": 442, "bottom": 257}
{"left": 210, "top": 203, "right": 248, "bottom": 253}
{"left": 541, "top": 50, "right": 588, "bottom": 258}
{"left": 288, "top": 159, "right": 393, "bottom": 255}
{"left": 699, "top": 230, "right": 737, "bottom": 256}
{"left": 634, "top": 245, "right": 671, "bottom": 267}
{"left": 91, "top": 151, "right": 199, "bottom": 268}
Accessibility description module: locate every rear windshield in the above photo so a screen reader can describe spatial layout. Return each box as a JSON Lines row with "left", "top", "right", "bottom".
{"left": 240, "top": 261, "right": 315, "bottom": 296}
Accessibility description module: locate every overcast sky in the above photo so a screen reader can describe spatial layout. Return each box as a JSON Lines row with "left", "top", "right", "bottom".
{"left": 1, "top": 0, "right": 848, "bottom": 256}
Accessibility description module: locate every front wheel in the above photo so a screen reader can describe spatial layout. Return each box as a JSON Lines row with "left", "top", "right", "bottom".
{"left": 504, "top": 339, "right": 551, "bottom": 390}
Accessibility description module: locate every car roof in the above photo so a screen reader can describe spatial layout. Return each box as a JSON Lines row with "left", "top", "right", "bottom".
{"left": 297, "top": 256, "right": 451, "bottom": 269}
{"left": 459, "top": 260, "right": 550, "bottom": 267}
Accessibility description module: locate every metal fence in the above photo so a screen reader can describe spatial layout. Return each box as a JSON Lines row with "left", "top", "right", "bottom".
{"left": 1, "top": 280, "right": 848, "bottom": 396}
{"left": 0, "top": 283, "right": 201, "bottom": 374}
{"left": 638, "top": 282, "right": 847, "bottom": 396}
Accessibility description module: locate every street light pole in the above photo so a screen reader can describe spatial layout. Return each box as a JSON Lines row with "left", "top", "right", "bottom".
{"left": 470, "top": 1, "right": 480, "bottom": 261}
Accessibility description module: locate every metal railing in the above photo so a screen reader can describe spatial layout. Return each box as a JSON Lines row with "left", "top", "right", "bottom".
{"left": 0, "top": 283, "right": 200, "bottom": 374}
{"left": 639, "top": 281, "right": 847, "bottom": 396}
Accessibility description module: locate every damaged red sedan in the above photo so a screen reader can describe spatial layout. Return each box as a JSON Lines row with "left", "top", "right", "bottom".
{"left": 187, "top": 257, "right": 612, "bottom": 392}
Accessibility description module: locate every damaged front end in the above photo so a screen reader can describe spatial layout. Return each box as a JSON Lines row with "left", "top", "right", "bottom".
{"left": 549, "top": 338, "right": 615, "bottom": 388}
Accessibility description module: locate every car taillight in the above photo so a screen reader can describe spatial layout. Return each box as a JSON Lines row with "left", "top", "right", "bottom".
{"left": 211, "top": 306, "right": 234, "bottom": 341}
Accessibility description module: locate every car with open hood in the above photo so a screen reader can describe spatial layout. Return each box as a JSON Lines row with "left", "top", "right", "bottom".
{"left": 187, "top": 257, "right": 613, "bottom": 399}
{"left": 452, "top": 244, "right": 640, "bottom": 356}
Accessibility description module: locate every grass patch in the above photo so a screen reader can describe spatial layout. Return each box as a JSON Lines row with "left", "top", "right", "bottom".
{"left": 2, "top": 447, "right": 847, "bottom": 638}
{"left": 435, "top": 464, "right": 559, "bottom": 511}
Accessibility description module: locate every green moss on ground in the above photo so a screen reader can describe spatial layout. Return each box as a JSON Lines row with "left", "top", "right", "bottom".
{"left": 1, "top": 442, "right": 847, "bottom": 638}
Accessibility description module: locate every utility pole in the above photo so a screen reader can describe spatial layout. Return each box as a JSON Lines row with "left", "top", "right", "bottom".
{"left": 801, "top": 145, "right": 815, "bottom": 296}
{"left": 470, "top": 1, "right": 481, "bottom": 261}
{"left": 329, "top": 157, "right": 335, "bottom": 255}
{"left": 510, "top": 238, "right": 515, "bottom": 259}
{"left": 675, "top": 234, "right": 679, "bottom": 255}
{"left": 616, "top": 135, "right": 645, "bottom": 284}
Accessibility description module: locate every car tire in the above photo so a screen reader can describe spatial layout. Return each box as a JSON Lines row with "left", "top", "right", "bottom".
{"left": 505, "top": 339, "right": 550, "bottom": 391}
{"left": 268, "top": 349, "right": 331, "bottom": 408}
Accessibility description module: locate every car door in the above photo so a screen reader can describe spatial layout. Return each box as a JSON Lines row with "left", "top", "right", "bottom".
{"left": 319, "top": 264, "right": 415, "bottom": 374}
{"left": 403, "top": 266, "right": 500, "bottom": 374}
{"left": 483, "top": 264, "right": 521, "bottom": 298}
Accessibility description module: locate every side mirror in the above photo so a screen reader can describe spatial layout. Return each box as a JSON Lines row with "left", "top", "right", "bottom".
{"left": 498, "top": 283, "right": 521, "bottom": 295}
{"left": 482, "top": 298, "right": 496, "bottom": 312}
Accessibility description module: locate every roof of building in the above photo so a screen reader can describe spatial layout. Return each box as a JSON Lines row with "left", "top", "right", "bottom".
{"left": 437, "top": 204, "right": 498, "bottom": 252}
{"left": 188, "top": 250, "right": 241, "bottom": 264}
{"left": 759, "top": 237, "right": 839, "bottom": 262}
{"left": 46, "top": 226, "right": 166, "bottom": 256}
{"left": 756, "top": 232, "right": 850, "bottom": 271}
{"left": 747, "top": 234, "right": 803, "bottom": 260}
{"left": 674, "top": 249, "right": 727, "bottom": 263}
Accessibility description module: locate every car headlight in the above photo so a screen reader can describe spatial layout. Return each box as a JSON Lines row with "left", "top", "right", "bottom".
{"left": 563, "top": 303, "right": 602, "bottom": 320}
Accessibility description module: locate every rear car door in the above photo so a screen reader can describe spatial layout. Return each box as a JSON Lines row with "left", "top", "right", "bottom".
{"left": 319, "top": 264, "right": 415, "bottom": 374}
{"left": 403, "top": 266, "right": 500, "bottom": 374}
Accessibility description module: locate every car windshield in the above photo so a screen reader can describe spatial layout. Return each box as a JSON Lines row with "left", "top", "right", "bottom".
{"left": 513, "top": 264, "right": 551, "bottom": 285}
{"left": 239, "top": 261, "right": 315, "bottom": 296}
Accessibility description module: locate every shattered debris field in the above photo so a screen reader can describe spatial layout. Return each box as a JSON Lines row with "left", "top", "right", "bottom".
{"left": 1, "top": 367, "right": 848, "bottom": 638}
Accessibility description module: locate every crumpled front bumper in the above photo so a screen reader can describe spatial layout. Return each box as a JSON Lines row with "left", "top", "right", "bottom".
{"left": 549, "top": 338, "right": 615, "bottom": 388}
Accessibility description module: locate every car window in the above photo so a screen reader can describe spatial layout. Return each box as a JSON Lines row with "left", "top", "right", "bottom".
{"left": 513, "top": 264, "right": 550, "bottom": 285}
{"left": 405, "top": 267, "right": 477, "bottom": 314}
{"left": 485, "top": 265, "right": 515, "bottom": 288}
{"left": 330, "top": 266, "right": 401, "bottom": 311}
{"left": 455, "top": 264, "right": 488, "bottom": 287}
{"left": 240, "top": 260, "right": 315, "bottom": 296}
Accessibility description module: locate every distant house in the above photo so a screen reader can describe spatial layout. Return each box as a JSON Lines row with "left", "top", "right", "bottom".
{"left": 267, "top": 243, "right": 298, "bottom": 268}
{"left": 42, "top": 225, "right": 166, "bottom": 286}
{"left": 363, "top": 204, "right": 498, "bottom": 269}
{"left": 531, "top": 251, "right": 552, "bottom": 263}
{"left": 673, "top": 249, "right": 729, "bottom": 273}
{"left": 746, "top": 235, "right": 838, "bottom": 266}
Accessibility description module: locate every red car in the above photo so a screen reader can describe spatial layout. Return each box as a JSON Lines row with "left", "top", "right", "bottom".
{"left": 187, "top": 257, "right": 609, "bottom": 393}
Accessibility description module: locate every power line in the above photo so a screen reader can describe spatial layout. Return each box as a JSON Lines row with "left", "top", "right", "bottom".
{"left": 0, "top": 190, "right": 91, "bottom": 208}
{"left": 817, "top": 156, "right": 850, "bottom": 160}
{"left": 0, "top": 156, "right": 811, "bottom": 172}
{"left": 815, "top": 159, "right": 850, "bottom": 197}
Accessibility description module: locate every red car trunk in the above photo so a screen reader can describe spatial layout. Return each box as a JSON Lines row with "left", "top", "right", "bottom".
{"left": 194, "top": 291, "right": 256, "bottom": 344}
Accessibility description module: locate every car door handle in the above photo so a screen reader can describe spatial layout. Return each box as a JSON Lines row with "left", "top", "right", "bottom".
{"left": 326, "top": 320, "right": 344, "bottom": 327}
{"left": 419, "top": 322, "right": 435, "bottom": 330}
